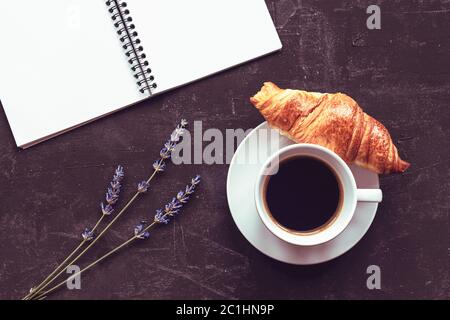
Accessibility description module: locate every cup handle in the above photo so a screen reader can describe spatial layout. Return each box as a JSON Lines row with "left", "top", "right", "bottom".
{"left": 356, "top": 189, "right": 382, "bottom": 203}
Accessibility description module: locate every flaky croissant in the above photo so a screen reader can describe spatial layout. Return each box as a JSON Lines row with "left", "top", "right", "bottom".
{"left": 250, "top": 82, "right": 409, "bottom": 174}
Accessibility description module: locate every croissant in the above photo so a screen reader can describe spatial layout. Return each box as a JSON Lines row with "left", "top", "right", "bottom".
{"left": 250, "top": 82, "right": 409, "bottom": 174}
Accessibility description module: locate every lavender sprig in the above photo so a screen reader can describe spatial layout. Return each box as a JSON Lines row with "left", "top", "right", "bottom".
{"left": 101, "top": 165, "right": 124, "bottom": 215}
{"left": 84, "top": 165, "right": 125, "bottom": 241}
{"left": 156, "top": 119, "right": 188, "bottom": 161}
{"left": 35, "top": 175, "right": 201, "bottom": 299}
{"left": 137, "top": 119, "right": 188, "bottom": 193}
{"left": 25, "top": 121, "right": 190, "bottom": 300}
{"left": 153, "top": 175, "right": 201, "bottom": 226}
{"left": 23, "top": 165, "right": 125, "bottom": 300}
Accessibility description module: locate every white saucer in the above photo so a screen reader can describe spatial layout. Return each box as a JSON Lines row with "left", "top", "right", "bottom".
{"left": 226, "top": 122, "right": 380, "bottom": 265}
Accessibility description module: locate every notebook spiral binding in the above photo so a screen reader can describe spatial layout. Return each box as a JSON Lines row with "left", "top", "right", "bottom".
{"left": 106, "top": 0, "right": 157, "bottom": 94}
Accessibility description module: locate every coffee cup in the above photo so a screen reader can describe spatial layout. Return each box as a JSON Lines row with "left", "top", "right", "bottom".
{"left": 254, "top": 144, "right": 382, "bottom": 246}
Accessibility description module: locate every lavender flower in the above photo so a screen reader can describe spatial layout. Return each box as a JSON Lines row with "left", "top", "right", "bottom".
{"left": 158, "top": 119, "right": 188, "bottom": 160}
{"left": 134, "top": 120, "right": 187, "bottom": 194}
{"left": 171, "top": 128, "right": 184, "bottom": 142}
{"left": 159, "top": 147, "right": 171, "bottom": 160}
{"left": 101, "top": 165, "right": 125, "bottom": 215}
{"left": 153, "top": 175, "right": 201, "bottom": 225}
{"left": 180, "top": 119, "right": 188, "bottom": 127}
{"left": 154, "top": 209, "right": 170, "bottom": 224}
{"left": 134, "top": 221, "right": 150, "bottom": 240}
{"left": 101, "top": 203, "right": 114, "bottom": 216}
{"left": 153, "top": 160, "right": 166, "bottom": 172}
{"left": 81, "top": 228, "right": 95, "bottom": 241}
{"left": 137, "top": 181, "right": 149, "bottom": 193}
{"left": 82, "top": 166, "right": 124, "bottom": 240}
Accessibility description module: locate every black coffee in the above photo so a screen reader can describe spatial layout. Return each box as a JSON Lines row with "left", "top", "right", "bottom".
{"left": 264, "top": 156, "right": 341, "bottom": 232}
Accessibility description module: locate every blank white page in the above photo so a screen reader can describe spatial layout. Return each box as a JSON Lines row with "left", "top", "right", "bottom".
{"left": 0, "top": 0, "right": 144, "bottom": 147}
{"left": 128, "top": 0, "right": 282, "bottom": 94}
{"left": 0, "top": 0, "right": 281, "bottom": 147}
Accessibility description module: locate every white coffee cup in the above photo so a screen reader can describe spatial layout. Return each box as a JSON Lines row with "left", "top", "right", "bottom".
{"left": 254, "top": 144, "right": 382, "bottom": 246}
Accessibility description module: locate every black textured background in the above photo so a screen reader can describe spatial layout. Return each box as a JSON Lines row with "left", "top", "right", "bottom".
{"left": 0, "top": 0, "right": 449, "bottom": 299}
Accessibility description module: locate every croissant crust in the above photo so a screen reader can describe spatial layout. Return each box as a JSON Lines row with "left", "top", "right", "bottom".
{"left": 250, "top": 82, "right": 410, "bottom": 174}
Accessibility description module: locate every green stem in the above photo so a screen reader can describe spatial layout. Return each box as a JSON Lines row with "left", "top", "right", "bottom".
{"left": 24, "top": 214, "right": 106, "bottom": 300}
{"left": 28, "top": 170, "right": 158, "bottom": 299}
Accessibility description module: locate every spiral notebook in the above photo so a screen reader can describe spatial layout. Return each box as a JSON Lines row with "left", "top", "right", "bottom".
{"left": 0, "top": 0, "right": 281, "bottom": 148}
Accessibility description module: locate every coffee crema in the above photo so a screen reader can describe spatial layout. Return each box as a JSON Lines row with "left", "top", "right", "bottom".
{"left": 263, "top": 156, "right": 342, "bottom": 233}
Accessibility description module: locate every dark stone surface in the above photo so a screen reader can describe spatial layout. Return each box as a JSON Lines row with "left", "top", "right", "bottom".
{"left": 0, "top": 0, "right": 449, "bottom": 299}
